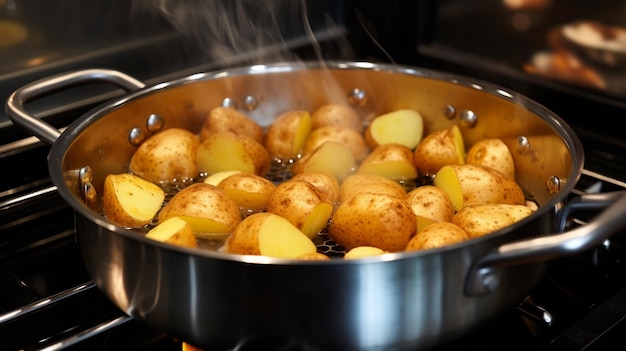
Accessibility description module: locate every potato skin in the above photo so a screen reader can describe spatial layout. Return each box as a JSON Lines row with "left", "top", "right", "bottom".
{"left": 466, "top": 138, "right": 515, "bottom": 180}
{"left": 311, "top": 103, "right": 362, "bottom": 132}
{"left": 264, "top": 110, "right": 312, "bottom": 159}
{"left": 340, "top": 174, "right": 407, "bottom": 202}
{"left": 435, "top": 163, "right": 525, "bottom": 210}
{"left": 199, "top": 106, "right": 264, "bottom": 143}
{"left": 452, "top": 203, "right": 534, "bottom": 238}
{"left": 405, "top": 222, "right": 469, "bottom": 251}
{"left": 357, "top": 143, "right": 418, "bottom": 181}
{"left": 158, "top": 183, "right": 242, "bottom": 233}
{"left": 329, "top": 192, "right": 416, "bottom": 252}
{"left": 413, "top": 126, "right": 464, "bottom": 176}
{"left": 129, "top": 128, "right": 200, "bottom": 183}
{"left": 266, "top": 180, "right": 333, "bottom": 238}
{"left": 224, "top": 212, "right": 269, "bottom": 255}
{"left": 303, "top": 125, "right": 369, "bottom": 161}
{"left": 405, "top": 185, "right": 455, "bottom": 223}
{"left": 196, "top": 132, "right": 270, "bottom": 176}
{"left": 102, "top": 173, "right": 165, "bottom": 228}
{"left": 291, "top": 172, "right": 341, "bottom": 204}
{"left": 217, "top": 173, "right": 276, "bottom": 212}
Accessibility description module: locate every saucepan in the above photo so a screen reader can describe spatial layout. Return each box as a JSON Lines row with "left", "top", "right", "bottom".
{"left": 6, "top": 61, "right": 626, "bottom": 350}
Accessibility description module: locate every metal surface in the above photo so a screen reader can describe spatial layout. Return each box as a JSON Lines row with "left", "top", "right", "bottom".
{"left": 6, "top": 61, "right": 626, "bottom": 350}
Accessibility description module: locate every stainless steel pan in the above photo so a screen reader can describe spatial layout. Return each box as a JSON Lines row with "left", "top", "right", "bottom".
{"left": 6, "top": 61, "right": 626, "bottom": 350}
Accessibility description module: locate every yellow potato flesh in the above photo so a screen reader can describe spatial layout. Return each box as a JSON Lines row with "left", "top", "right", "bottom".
{"left": 196, "top": 134, "right": 255, "bottom": 175}
{"left": 178, "top": 216, "right": 234, "bottom": 234}
{"left": 257, "top": 214, "right": 317, "bottom": 258}
{"left": 203, "top": 170, "right": 242, "bottom": 186}
{"left": 145, "top": 216, "right": 197, "bottom": 248}
{"left": 357, "top": 143, "right": 417, "bottom": 181}
{"left": 433, "top": 165, "right": 464, "bottom": 211}
{"left": 293, "top": 113, "right": 313, "bottom": 156}
{"left": 291, "top": 141, "right": 356, "bottom": 181}
{"left": 102, "top": 173, "right": 165, "bottom": 228}
{"left": 344, "top": 246, "right": 386, "bottom": 259}
{"left": 367, "top": 109, "right": 424, "bottom": 149}
{"left": 300, "top": 202, "right": 334, "bottom": 239}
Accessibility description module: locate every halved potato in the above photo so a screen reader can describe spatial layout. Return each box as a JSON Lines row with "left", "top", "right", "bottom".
{"left": 405, "top": 185, "right": 455, "bottom": 232}
{"left": 413, "top": 125, "right": 465, "bottom": 176}
{"left": 311, "top": 103, "right": 362, "bottom": 132}
{"left": 217, "top": 173, "right": 276, "bottom": 212}
{"left": 357, "top": 143, "right": 417, "bottom": 181}
{"left": 266, "top": 180, "right": 334, "bottom": 239}
{"left": 329, "top": 192, "right": 416, "bottom": 252}
{"left": 452, "top": 203, "right": 534, "bottom": 238}
{"left": 466, "top": 138, "right": 515, "bottom": 180}
{"left": 303, "top": 125, "right": 369, "bottom": 161}
{"left": 290, "top": 141, "right": 357, "bottom": 182}
{"left": 199, "top": 106, "right": 264, "bottom": 143}
{"left": 157, "top": 183, "right": 242, "bottom": 235}
{"left": 340, "top": 173, "right": 407, "bottom": 202}
{"left": 364, "top": 109, "right": 424, "bottom": 149}
{"left": 344, "top": 246, "right": 386, "bottom": 259}
{"left": 405, "top": 222, "right": 469, "bottom": 251}
{"left": 264, "top": 110, "right": 312, "bottom": 159}
{"left": 196, "top": 132, "right": 270, "bottom": 176}
{"left": 129, "top": 128, "right": 200, "bottom": 183}
{"left": 145, "top": 216, "right": 197, "bottom": 248}
{"left": 434, "top": 163, "right": 525, "bottom": 211}
{"left": 291, "top": 172, "right": 341, "bottom": 204}
{"left": 102, "top": 173, "right": 165, "bottom": 228}
{"left": 225, "top": 212, "right": 317, "bottom": 258}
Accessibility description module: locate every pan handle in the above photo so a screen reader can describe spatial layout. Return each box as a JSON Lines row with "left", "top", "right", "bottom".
{"left": 5, "top": 69, "right": 145, "bottom": 145}
{"left": 465, "top": 191, "right": 626, "bottom": 296}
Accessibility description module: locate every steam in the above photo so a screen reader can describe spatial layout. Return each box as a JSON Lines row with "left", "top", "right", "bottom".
{"left": 131, "top": 0, "right": 353, "bottom": 65}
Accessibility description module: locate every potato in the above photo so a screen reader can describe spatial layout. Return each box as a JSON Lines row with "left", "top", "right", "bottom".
{"left": 196, "top": 132, "right": 270, "bottom": 176}
{"left": 405, "top": 185, "right": 455, "bottom": 232}
{"left": 199, "top": 106, "right": 264, "bottom": 143}
{"left": 129, "top": 128, "right": 200, "bottom": 183}
{"left": 290, "top": 141, "right": 357, "bottom": 182}
{"left": 296, "top": 252, "right": 331, "bottom": 261}
{"left": 434, "top": 163, "right": 525, "bottom": 211}
{"left": 357, "top": 143, "right": 417, "bottom": 181}
{"left": 413, "top": 125, "right": 465, "bottom": 176}
{"left": 340, "top": 174, "right": 406, "bottom": 202}
{"left": 452, "top": 203, "right": 534, "bottom": 238}
{"left": 405, "top": 222, "right": 469, "bottom": 251}
{"left": 145, "top": 216, "right": 197, "bottom": 248}
{"left": 364, "top": 109, "right": 424, "bottom": 149}
{"left": 217, "top": 173, "right": 276, "bottom": 212}
{"left": 344, "top": 246, "right": 386, "bottom": 259}
{"left": 266, "top": 180, "right": 334, "bottom": 239}
{"left": 303, "top": 125, "right": 369, "bottom": 161}
{"left": 311, "top": 103, "right": 362, "bottom": 132}
{"left": 466, "top": 138, "right": 515, "bottom": 180}
{"left": 158, "top": 183, "right": 242, "bottom": 235}
{"left": 264, "top": 110, "right": 312, "bottom": 159}
{"left": 203, "top": 170, "right": 242, "bottom": 186}
{"left": 102, "top": 173, "right": 165, "bottom": 228}
{"left": 225, "top": 212, "right": 317, "bottom": 258}
{"left": 329, "top": 192, "right": 416, "bottom": 252}
{"left": 291, "top": 172, "right": 341, "bottom": 204}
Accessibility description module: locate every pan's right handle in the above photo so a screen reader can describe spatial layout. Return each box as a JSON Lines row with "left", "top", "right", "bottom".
{"left": 5, "top": 69, "right": 146, "bottom": 145}
{"left": 465, "top": 191, "right": 626, "bottom": 296}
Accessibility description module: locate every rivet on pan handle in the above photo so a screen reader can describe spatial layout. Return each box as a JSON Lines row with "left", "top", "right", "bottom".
{"left": 465, "top": 191, "right": 626, "bottom": 296}
{"left": 5, "top": 69, "right": 145, "bottom": 145}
